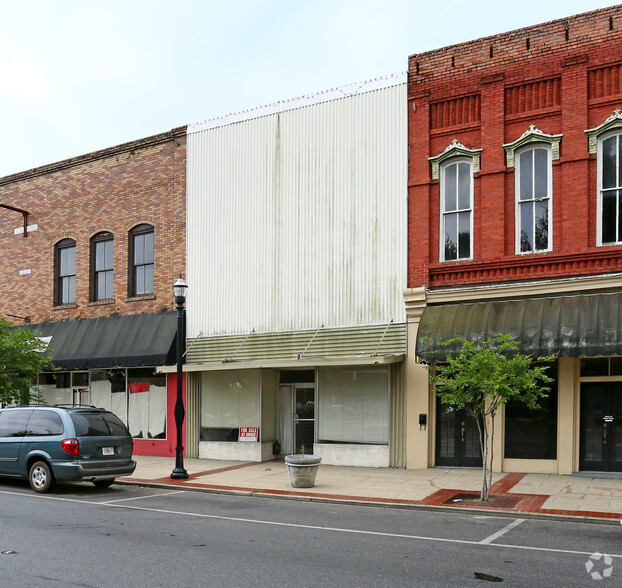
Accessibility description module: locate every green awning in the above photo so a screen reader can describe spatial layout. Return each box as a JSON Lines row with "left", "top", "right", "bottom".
{"left": 416, "top": 292, "right": 622, "bottom": 362}
{"left": 184, "top": 323, "right": 406, "bottom": 369}
{"left": 21, "top": 312, "right": 177, "bottom": 370}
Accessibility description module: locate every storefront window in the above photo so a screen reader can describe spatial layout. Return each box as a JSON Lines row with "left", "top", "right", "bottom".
{"left": 504, "top": 364, "right": 558, "bottom": 460}
{"left": 38, "top": 372, "right": 72, "bottom": 405}
{"left": 200, "top": 369, "right": 260, "bottom": 441}
{"left": 90, "top": 369, "right": 128, "bottom": 424}
{"left": 580, "top": 357, "right": 622, "bottom": 377}
{"left": 127, "top": 368, "right": 167, "bottom": 439}
{"left": 317, "top": 366, "right": 389, "bottom": 444}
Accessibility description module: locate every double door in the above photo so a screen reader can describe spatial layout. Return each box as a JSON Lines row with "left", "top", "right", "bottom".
{"left": 580, "top": 382, "right": 622, "bottom": 472}
{"left": 435, "top": 398, "right": 482, "bottom": 467}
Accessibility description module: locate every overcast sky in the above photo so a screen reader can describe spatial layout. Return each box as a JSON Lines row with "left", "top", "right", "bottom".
{"left": 0, "top": 0, "right": 615, "bottom": 177}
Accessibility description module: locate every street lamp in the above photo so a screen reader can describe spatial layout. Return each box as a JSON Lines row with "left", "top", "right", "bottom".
{"left": 170, "top": 276, "right": 189, "bottom": 479}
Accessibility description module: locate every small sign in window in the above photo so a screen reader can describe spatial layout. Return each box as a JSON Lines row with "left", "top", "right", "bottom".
{"left": 239, "top": 426, "right": 259, "bottom": 442}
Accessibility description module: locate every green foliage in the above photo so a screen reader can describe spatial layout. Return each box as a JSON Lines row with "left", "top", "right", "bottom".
{"left": 428, "top": 334, "right": 554, "bottom": 500}
{"left": 430, "top": 334, "right": 554, "bottom": 417}
{"left": 0, "top": 318, "right": 53, "bottom": 405}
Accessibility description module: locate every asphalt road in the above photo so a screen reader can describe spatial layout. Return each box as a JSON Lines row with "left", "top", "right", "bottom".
{"left": 0, "top": 478, "right": 621, "bottom": 587}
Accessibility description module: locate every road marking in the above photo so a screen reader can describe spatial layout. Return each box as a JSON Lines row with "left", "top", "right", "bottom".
{"left": 480, "top": 518, "right": 525, "bottom": 544}
{"left": 100, "top": 490, "right": 186, "bottom": 504}
{"left": 2, "top": 489, "right": 621, "bottom": 560}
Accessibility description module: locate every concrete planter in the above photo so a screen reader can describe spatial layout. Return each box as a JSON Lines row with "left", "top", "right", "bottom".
{"left": 284, "top": 454, "right": 322, "bottom": 488}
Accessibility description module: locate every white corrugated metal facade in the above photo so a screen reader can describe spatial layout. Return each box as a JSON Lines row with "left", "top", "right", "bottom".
{"left": 186, "top": 77, "right": 407, "bottom": 339}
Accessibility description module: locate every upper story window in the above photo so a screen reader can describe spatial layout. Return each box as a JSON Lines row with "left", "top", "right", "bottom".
{"left": 586, "top": 111, "right": 622, "bottom": 246}
{"left": 91, "top": 232, "right": 114, "bottom": 301}
{"left": 504, "top": 125, "right": 562, "bottom": 255}
{"left": 599, "top": 132, "right": 622, "bottom": 244}
{"left": 440, "top": 159, "right": 473, "bottom": 261}
{"left": 515, "top": 146, "right": 552, "bottom": 253}
{"left": 129, "top": 224, "right": 154, "bottom": 296}
{"left": 55, "top": 238, "right": 76, "bottom": 305}
{"left": 429, "top": 140, "right": 482, "bottom": 264}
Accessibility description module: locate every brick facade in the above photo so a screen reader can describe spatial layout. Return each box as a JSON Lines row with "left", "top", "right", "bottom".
{"left": 408, "top": 4, "right": 622, "bottom": 289}
{"left": 0, "top": 127, "right": 186, "bottom": 323}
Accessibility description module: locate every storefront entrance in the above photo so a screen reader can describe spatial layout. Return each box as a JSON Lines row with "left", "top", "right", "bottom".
{"left": 435, "top": 398, "right": 482, "bottom": 467}
{"left": 277, "top": 384, "right": 315, "bottom": 455}
{"left": 277, "top": 369, "right": 316, "bottom": 456}
{"left": 580, "top": 382, "right": 622, "bottom": 472}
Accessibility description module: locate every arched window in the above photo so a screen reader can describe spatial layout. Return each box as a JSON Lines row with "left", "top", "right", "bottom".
{"left": 91, "top": 232, "right": 114, "bottom": 301}
{"left": 515, "top": 145, "right": 552, "bottom": 253}
{"left": 55, "top": 238, "right": 76, "bottom": 305}
{"left": 586, "top": 112, "right": 622, "bottom": 246}
{"left": 429, "top": 140, "right": 481, "bottom": 263}
{"left": 504, "top": 126, "right": 561, "bottom": 254}
{"left": 129, "top": 224, "right": 154, "bottom": 296}
{"left": 598, "top": 132, "right": 622, "bottom": 245}
{"left": 440, "top": 158, "right": 473, "bottom": 261}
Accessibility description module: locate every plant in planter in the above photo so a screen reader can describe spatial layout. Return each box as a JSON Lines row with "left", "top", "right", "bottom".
{"left": 284, "top": 445, "right": 322, "bottom": 488}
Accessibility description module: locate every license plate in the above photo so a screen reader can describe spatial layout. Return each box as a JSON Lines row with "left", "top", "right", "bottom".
{"left": 102, "top": 447, "right": 115, "bottom": 456}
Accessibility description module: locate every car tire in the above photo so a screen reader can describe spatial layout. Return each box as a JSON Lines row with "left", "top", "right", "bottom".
{"left": 93, "top": 479, "right": 115, "bottom": 488}
{"left": 29, "top": 461, "right": 56, "bottom": 493}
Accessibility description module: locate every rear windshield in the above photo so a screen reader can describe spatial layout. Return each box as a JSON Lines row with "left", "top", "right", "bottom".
{"left": 70, "top": 412, "right": 130, "bottom": 437}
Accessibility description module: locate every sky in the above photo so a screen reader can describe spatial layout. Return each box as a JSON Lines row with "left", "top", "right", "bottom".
{"left": 0, "top": 0, "right": 616, "bottom": 177}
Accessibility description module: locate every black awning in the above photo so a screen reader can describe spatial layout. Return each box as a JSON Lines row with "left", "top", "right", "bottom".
{"left": 416, "top": 292, "right": 622, "bottom": 362}
{"left": 22, "top": 312, "right": 177, "bottom": 370}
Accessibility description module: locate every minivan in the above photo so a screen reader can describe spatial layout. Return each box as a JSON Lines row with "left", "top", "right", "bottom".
{"left": 0, "top": 405, "right": 136, "bottom": 493}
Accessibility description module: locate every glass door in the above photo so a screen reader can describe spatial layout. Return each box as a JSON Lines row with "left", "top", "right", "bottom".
{"left": 436, "top": 397, "right": 482, "bottom": 467}
{"left": 293, "top": 385, "right": 315, "bottom": 455}
{"left": 580, "top": 382, "right": 622, "bottom": 472}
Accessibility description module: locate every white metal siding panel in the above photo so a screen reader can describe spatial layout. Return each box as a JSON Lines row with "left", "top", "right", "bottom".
{"left": 186, "top": 83, "right": 407, "bottom": 338}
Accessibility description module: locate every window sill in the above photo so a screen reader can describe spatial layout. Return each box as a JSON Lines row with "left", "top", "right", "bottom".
{"left": 52, "top": 303, "right": 78, "bottom": 311}
{"left": 87, "top": 299, "right": 115, "bottom": 307}
{"left": 125, "top": 295, "right": 156, "bottom": 303}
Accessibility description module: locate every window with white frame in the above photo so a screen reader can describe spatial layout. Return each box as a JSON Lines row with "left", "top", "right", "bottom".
{"left": 598, "top": 132, "right": 622, "bottom": 245}
{"left": 440, "top": 159, "right": 473, "bottom": 261}
{"left": 515, "top": 145, "right": 552, "bottom": 253}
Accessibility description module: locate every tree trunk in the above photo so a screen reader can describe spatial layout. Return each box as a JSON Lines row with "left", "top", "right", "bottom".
{"left": 475, "top": 413, "right": 489, "bottom": 501}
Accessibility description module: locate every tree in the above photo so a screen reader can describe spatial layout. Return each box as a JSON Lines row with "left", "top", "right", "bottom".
{"left": 428, "top": 334, "right": 554, "bottom": 501}
{"left": 0, "top": 318, "right": 53, "bottom": 406}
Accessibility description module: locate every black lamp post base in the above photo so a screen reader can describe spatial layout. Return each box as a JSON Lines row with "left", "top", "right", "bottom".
{"left": 170, "top": 468, "right": 189, "bottom": 480}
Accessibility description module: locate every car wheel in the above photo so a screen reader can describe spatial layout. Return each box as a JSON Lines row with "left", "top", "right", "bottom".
{"left": 93, "top": 479, "right": 115, "bottom": 488}
{"left": 29, "top": 461, "right": 55, "bottom": 493}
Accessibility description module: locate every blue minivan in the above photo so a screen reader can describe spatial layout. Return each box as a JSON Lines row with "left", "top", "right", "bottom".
{"left": 0, "top": 405, "right": 136, "bottom": 493}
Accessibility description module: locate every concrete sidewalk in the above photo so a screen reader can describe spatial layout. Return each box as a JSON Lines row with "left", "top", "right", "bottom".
{"left": 118, "top": 455, "right": 622, "bottom": 524}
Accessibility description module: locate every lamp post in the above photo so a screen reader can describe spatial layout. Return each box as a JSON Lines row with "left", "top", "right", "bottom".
{"left": 170, "top": 276, "right": 189, "bottom": 479}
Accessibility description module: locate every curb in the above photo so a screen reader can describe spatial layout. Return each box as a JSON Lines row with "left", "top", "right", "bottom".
{"left": 114, "top": 479, "right": 622, "bottom": 526}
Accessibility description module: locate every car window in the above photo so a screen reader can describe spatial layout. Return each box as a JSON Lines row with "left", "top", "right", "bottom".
{"left": 102, "top": 413, "right": 130, "bottom": 436}
{"left": 70, "top": 412, "right": 129, "bottom": 437}
{"left": 0, "top": 410, "right": 32, "bottom": 437}
{"left": 25, "top": 411, "right": 64, "bottom": 436}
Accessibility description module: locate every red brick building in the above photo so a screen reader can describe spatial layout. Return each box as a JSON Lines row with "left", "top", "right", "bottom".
{"left": 404, "top": 5, "right": 622, "bottom": 474}
{"left": 0, "top": 127, "right": 186, "bottom": 457}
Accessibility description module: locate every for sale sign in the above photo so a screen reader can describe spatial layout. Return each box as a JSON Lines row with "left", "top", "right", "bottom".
{"left": 239, "top": 426, "right": 259, "bottom": 442}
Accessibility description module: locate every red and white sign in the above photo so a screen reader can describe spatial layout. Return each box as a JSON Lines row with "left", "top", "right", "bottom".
{"left": 238, "top": 427, "right": 259, "bottom": 442}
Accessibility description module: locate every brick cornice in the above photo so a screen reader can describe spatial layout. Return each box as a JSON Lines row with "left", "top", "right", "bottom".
{"left": 0, "top": 126, "right": 187, "bottom": 187}
{"left": 429, "top": 249, "right": 622, "bottom": 288}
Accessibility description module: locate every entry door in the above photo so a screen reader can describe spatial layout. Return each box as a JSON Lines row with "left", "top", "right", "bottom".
{"left": 580, "top": 382, "right": 622, "bottom": 472}
{"left": 293, "top": 385, "right": 315, "bottom": 455}
{"left": 436, "top": 398, "right": 482, "bottom": 467}
{"left": 278, "top": 384, "right": 315, "bottom": 455}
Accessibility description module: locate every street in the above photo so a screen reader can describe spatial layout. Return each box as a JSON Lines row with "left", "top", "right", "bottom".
{"left": 0, "top": 479, "right": 621, "bottom": 587}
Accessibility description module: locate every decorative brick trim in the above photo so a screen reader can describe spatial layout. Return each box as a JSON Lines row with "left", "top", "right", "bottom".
{"left": 0, "top": 126, "right": 186, "bottom": 187}
{"left": 429, "top": 249, "right": 622, "bottom": 287}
